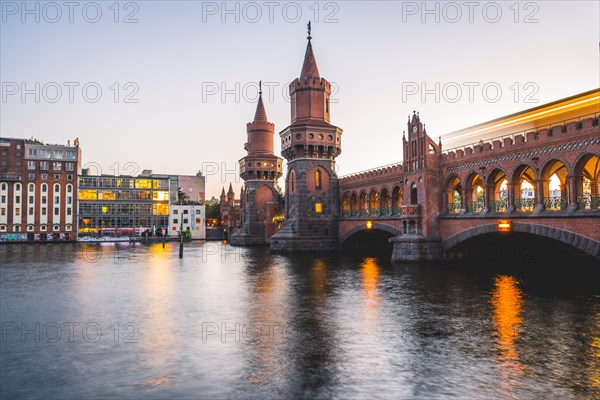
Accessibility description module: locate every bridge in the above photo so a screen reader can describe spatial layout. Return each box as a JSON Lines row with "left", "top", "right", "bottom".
{"left": 339, "top": 112, "right": 600, "bottom": 261}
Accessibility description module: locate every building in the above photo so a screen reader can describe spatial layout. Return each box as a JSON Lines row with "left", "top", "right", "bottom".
{"left": 78, "top": 172, "right": 172, "bottom": 237}
{"left": 168, "top": 203, "right": 205, "bottom": 239}
{"left": 268, "top": 26, "right": 343, "bottom": 251}
{"left": 77, "top": 170, "right": 206, "bottom": 239}
{"left": 230, "top": 83, "right": 284, "bottom": 245}
{"left": 219, "top": 184, "right": 243, "bottom": 238}
{"left": 1, "top": 137, "right": 81, "bottom": 241}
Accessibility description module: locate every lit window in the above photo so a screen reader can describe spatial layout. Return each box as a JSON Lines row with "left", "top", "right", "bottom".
{"left": 315, "top": 203, "right": 322, "bottom": 213}
{"left": 315, "top": 169, "right": 322, "bottom": 190}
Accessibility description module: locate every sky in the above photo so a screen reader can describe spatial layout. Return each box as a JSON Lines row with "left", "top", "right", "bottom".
{"left": 1, "top": 0, "right": 599, "bottom": 197}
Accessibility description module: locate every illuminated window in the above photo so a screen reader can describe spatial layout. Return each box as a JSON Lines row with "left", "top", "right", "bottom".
{"left": 315, "top": 203, "right": 322, "bottom": 213}
{"left": 152, "top": 191, "right": 169, "bottom": 201}
{"left": 102, "top": 206, "right": 109, "bottom": 214}
{"left": 315, "top": 169, "right": 321, "bottom": 190}
{"left": 135, "top": 179, "right": 152, "bottom": 189}
{"left": 98, "top": 191, "right": 116, "bottom": 200}
{"left": 79, "top": 190, "right": 98, "bottom": 200}
{"left": 153, "top": 204, "right": 169, "bottom": 215}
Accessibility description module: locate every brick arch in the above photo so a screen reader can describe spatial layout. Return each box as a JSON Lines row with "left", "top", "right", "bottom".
{"left": 339, "top": 222, "right": 402, "bottom": 245}
{"left": 445, "top": 173, "right": 462, "bottom": 189}
{"left": 487, "top": 166, "right": 509, "bottom": 185}
{"left": 573, "top": 150, "right": 600, "bottom": 176}
{"left": 443, "top": 222, "right": 600, "bottom": 258}
{"left": 540, "top": 157, "right": 571, "bottom": 180}
{"left": 510, "top": 162, "right": 537, "bottom": 185}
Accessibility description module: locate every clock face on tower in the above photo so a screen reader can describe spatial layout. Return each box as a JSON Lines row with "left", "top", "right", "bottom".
{"left": 412, "top": 125, "right": 417, "bottom": 134}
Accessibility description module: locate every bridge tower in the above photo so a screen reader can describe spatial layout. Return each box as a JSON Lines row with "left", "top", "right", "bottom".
{"left": 270, "top": 23, "right": 343, "bottom": 251}
{"left": 391, "top": 112, "right": 444, "bottom": 261}
{"left": 230, "top": 85, "right": 284, "bottom": 245}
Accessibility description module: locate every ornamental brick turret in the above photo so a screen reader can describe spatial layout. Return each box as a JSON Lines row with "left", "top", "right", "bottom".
{"left": 270, "top": 22, "right": 343, "bottom": 252}
{"left": 230, "top": 84, "right": 284, "bottom": 246}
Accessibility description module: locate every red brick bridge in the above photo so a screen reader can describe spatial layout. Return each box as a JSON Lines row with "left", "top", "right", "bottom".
{"left": 339, "top": 112, "right": 600, "bottom": 261}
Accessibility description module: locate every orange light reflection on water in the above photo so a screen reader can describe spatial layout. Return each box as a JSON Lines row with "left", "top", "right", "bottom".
{"left": 490, "top": 275, "right": 527, "bottom": 380}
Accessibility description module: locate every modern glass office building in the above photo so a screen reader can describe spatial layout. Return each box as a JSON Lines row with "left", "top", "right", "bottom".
{"left": 77, "top": 174, "right": 174, "bottom": 236}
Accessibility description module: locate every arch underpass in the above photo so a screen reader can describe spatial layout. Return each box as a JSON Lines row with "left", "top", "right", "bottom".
{"left": 339, "top": 222, "right": 401, "bottom": 252}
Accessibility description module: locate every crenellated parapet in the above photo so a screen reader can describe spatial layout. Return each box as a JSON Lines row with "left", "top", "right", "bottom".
{"left": 441, "top": 115, "right": 599, "bottom": 167}
{"left": 339, "top": 163, "right": 403, "bottom": 189}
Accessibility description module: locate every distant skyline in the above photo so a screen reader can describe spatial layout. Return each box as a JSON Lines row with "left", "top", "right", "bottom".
{"left": 2, "top": 1, "right": 599, "bottom": 197}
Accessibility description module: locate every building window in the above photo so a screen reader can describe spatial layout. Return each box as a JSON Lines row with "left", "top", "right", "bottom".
{"left": 40, "top": 225, "right": 47, "bottom": 231}
{"left": 28, "top": 149, "right": 37, "bottom": 156}
{"left": 40, "top": 161, "right": 49, "bottom": 170}
{"left": 1, "top": 195, "right": 5, "bottom": 203}
{"left": 0, "top": 225, "right": 5, "bottom": 231}
{"left": 14, "top": 225, "right": 20, "bottom": 232}
{"left": 67, "top": 208, "right": 72, "bottom": 216}
{"left": 54, "top": 196, "right": 59, "bottom": 204}
{"left": 173, "top": 210, "right": 178, "bottom": 215}
{"left": 16, "top": 161, "right": 21, "bottom": 167}
{"left": 41, "top": 174, "right": 48, "bottom": 180}
{"left": 315, "top": 169, "right": 322, "bottom": 190}
{"left": 54, "top": 174, "right": 60, "bottom": 180}
{"left": 315, "top": 203, "right": 322, "bottom": 213}
{"left": 54, "top": 207, "right": 59, "bottom": 216}
{"left": 66, "top": 150, "right": 76, "bottom": 160}
{"left": 53, "top": 225, "right": 59, "bottom": 231}
{"left": 1, "top": 183, "right": 6, "bottom": 190}
{"left": 183, "top": 209, "right": 189, "bottom": 214}
{"left": 42, "top": 197, "right": 47, "bottom": 205}
{"left": 67, "top": 175, "right": 73, "bottom": 181}
{"left": 173, "top": 219, "right": 178, "bottom": 224}
{"left": 67, "top": 196, "right": 72, "bottom": 205}
{"left": 29, "top": 196, "right": 34, "bottom": 203}
{"left": 67, "top": 185, "right": 72, "bottom": 193}
{"left": 28, "top": 207, "right": 34, "bottom": 215}
{"left": 28, "top": 173, "right": 35, "bottom": 180}
{"left": 28, "top": 183, "right": 34, "bottom": 191}
{"left": 53, "top": 150, "right": 64, "bottom": 159}
{"left": 15, "top": 208, "right": 20, "bottom": 216}
{"left": 28, "top": 161, "right": 36, "bottom": 170}
{"left": 0, "top": 208, "right": 5, "bottom": 216}
{"left": 65, "top": 163, "right": 74, "bottom": 171}
{"left": 54, "top": 184, "right": 60, "bottom": 193}
{"left": 15, "top": 183, "right": 21, "bottom": 191}
{"left": 15, "top": 195, "right": 20, "bottom": 203}
{"left": 42, "top": 184, "right": 47, "bottom": 193}
{"left": 53, "top": 162, "right": 62, "bottom": 171}
{"left": 183, "top": 218, "right": 188, "bottom": 224}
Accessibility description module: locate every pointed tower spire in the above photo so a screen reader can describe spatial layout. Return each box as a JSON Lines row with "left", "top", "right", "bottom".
{"left": 228, "top": 183, "right": 234, "bottom": 195}
{"left": 253, "top": 81, "right": 268, "bottom": 123}
{"left": 220, "top": 187, "right": 226, "bottom": 197}
{"left": 300, "top": 21, "right": 320, "bottom": 79}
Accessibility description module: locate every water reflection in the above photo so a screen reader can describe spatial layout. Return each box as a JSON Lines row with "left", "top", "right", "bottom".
{"left": 490, "top": 274, "right": 527, "bottom": 384}
{"left": 0, "top": 243, "right": 598, "bottom": 399}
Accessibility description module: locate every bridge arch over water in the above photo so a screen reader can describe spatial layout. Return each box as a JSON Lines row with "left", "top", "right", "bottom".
{"left": 443, "top": 222, "right": 600, "bottom": 258}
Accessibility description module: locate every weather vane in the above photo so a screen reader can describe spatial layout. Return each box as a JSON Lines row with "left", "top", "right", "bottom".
{"left": 307, "top": 21, "right": 311, "bottom": 39}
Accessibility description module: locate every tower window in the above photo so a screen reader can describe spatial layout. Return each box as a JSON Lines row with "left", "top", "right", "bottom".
{"left": 326, "top": 98, "right": 329, "bottom": 113}
{"left": 315, "top": 169, "right": 322, "bottom": 190}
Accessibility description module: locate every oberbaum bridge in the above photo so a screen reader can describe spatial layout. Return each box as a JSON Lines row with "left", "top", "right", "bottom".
{"left": 228, "top": 26, "right": 600, "bottom": 262}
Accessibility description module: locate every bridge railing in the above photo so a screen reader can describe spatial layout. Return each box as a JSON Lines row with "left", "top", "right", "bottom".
{"left": 441, "top": 111, "right": 599, "bottom": 155}
{"left": 577, "top": 195, "right": 600, "bottom": 210}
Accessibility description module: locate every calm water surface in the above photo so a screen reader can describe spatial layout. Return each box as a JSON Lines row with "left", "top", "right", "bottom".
{"left": 0, "top": 242, "right": 599, "bottom": 399}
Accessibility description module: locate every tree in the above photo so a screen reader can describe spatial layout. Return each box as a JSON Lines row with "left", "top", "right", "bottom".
{"left": 206, "top": 203, "right": 220, "bottom": 220}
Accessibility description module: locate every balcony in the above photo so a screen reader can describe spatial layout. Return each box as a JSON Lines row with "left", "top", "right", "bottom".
{"left": 401, "top": 205, "right": 420, "bottom": 217}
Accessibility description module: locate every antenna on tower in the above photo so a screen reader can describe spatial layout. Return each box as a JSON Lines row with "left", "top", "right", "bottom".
{"left": 307, "top": 21, "right": 312, "bottom": 40}
{"left": 259, "top": 80, "right": 262, "bottom": 95}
